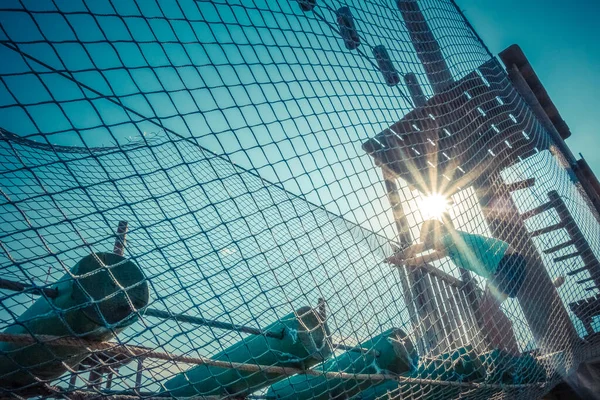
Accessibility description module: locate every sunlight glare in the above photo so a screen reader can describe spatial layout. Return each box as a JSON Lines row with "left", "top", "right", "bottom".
{"left": 419, "top": 193, "right": 450, "bottom": 220}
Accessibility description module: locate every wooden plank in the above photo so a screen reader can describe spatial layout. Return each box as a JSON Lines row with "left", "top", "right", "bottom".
{"left": 365, "top": 85, "right": 543, "bottom": 193}
{"left": 363, "top": 60, "right": 549, "bottom": 192}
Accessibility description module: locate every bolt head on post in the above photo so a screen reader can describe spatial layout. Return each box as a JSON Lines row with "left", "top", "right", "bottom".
{"left": 336, "top": 7, "right": 360, "bottom": 50}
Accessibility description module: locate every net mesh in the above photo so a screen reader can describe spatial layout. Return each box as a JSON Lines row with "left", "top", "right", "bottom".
{"left": 1, "top": 0, "right": 600, "bottom": 399}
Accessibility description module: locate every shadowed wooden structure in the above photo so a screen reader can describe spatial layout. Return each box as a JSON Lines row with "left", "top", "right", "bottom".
{"left": 364, "top": 0, "right": 582, "bottom": 371}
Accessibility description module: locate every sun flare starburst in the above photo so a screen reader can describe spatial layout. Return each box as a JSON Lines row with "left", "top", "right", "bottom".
{"left": 419, "top": 193, "right": 450, "bottom": 220}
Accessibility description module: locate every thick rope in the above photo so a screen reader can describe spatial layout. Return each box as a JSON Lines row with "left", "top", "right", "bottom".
{"left": 39, "top": 385, "right": 224, "bottom": 400}
{"left": 0, "top": 333, "right": 547, "bottom": 390}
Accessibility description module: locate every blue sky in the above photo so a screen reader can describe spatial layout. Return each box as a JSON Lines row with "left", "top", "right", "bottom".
{"left": 3, "top": 1, "right": 600, "bottom": 391}
{"left": 456, "top": 0, "right": 600, "bottom": 175}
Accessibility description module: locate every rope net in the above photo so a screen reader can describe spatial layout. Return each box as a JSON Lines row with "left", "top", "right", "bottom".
{"left": 1, "top": 0, "right": 599, "bottom": 399}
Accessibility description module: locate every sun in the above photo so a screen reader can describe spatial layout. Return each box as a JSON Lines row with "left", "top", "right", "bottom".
{"left": 419, "top": 193, "right": 450, "bottom": 220}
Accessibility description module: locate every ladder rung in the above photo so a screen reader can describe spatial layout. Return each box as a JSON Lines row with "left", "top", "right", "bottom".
{"left": 554, "top": 252, "right": 581, "bottom": 263}
{"left": 530, "top": 222, "right": 565, "bottom": 237}
{"left": 503, "top": 178, "right": 535, "bottom": 193}
{"left": 543, "top": 240, "right": 576, "bottom": 254}
{"left": 521, "top": 201, "right": 555, "bottom": 220}
{"left": 567, "top": 263, "right": 600, "bottom": 276}
{"left": 577, "top": 277, "right": 595, "bottom": 285}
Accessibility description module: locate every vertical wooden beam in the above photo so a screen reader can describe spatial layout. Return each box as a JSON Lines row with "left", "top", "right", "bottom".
{"left": 476, "top": 174, "right": 579, "bottom": 359}
{"left": 317, "top": 297, "right": 327, "bottom": 321}
{"left": 135, "top": 358, "right": 143, "bottom": 392}
{"left": 88, "top": 362, "right": 103, "bottom": 389}
{"left": 404, "top": 73, "right": 427, "bottom": 108}
{"left": 397, "top": 0, "right": 454, "bottom": 94}
{"left": 476, "top": 290, "right": 520, "bottom": 354}
{"left": 68, "top": 364, "right": 80, "bottom": 390}
{"left": 106, "top": 371, "right": 114, "bottom": 390}
{"left": 113, "top": 221, "right": 128, "bottom": 256}
{"left": 506, "top": 66, "right": 574, "bottom": 160}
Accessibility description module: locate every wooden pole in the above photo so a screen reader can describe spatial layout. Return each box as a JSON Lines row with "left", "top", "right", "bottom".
{"left": 113, "top": 221, "right": 128, "bottom": 256}
{"left": 68, "top": 364, "right": 81, "bottom": 390}
{"left": 404, "top": 73, "right": 427, "bottom": 107}
{"left": 85, "top": 220, "right": 130, "bottom": 390}
{"left": 317, "top": 297, "right": 327, "bottom": 321}
{"left": 106, "top": 371, "right": 114, "bottom": 390}
{"left": 397, "top": 0, "right": 454, "bottom": 94}
{"left": 135, "top": 359, "right": 143, "bottom": 392}
{"left": 88, "top": 364, "right": 103, "bottom": 390}
{"left": 382, "top": 167, "right": 413, "bottom": 246}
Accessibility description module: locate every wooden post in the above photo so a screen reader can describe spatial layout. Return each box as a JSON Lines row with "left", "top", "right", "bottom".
{"left": 106, "top": 371, "right": 114, "bottom": 390}
{"left": 88, "top": 364, "right": 102, "bottom": 389}
{"left": 113, "top": 221, "right": 128, "bottom": 256}
{"left": 135, "top": 358, "right": 143, "bottom": 392}
{"left": 84, "top": 220, "right": 130, "bottom": 390}
{"left": 476, "top": 289, "right": 520, "bottom": 354}
{"left": 404, "top": 73, "right": 427, "bottom": 107}
{"left": 476, "top": 174, "right": 579, "bottom": 359}
{"left": 382, "top": 167, "right": 413, "bottom": 246}
{"left": 68, "top": 364, "right": 80, "bottom": 390}
{"left": 317, "top": 297, "right": 326, "bottom": 321}
{"left": 397, "top": 0, "right": 454, "bottom": 94}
